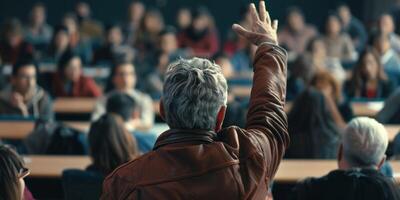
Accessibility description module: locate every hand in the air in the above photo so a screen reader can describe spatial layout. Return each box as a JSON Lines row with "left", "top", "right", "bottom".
{"left": 232, "top": 1, "right": 278, "bottom": 46}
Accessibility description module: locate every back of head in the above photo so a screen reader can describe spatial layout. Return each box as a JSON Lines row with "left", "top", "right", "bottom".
{"left": 106, "top": 92, "right": 136, "bottom": 122}
{"left": 162, "top": 57, "right": 228, "bottom": 130}
{"left": 342, "top": 117, "right": 388, "bottom": 168}
{"left": 88, "top": 114, "right": 138, "bottom": 175}
{"left": 0, "top": 145, "right": 24, "bottom": 200}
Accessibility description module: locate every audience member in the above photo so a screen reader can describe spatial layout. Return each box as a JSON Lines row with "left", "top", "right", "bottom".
{"left": 24, "top": 3, "right": 53, "bottom": 54}
{"left": 123, "top": 1, "right": 146, "bottom": 46}
{"left": 371, "top": 31, "right": 400, "bottom": 86}
{"left": 43, "top": 25, "right": 71, "bottom": 63}
{"left": 51, "top": 51, "right": 102, "bottom": 97}
{"left": 177, "top": 6, "right": 219, "bottom": 58}
{"left": 278, "top": 7, "right": 318, "bottom": 60}
{"left": 378, "top": 14, "right": 400, "bottom": 53}
{"left": 0, "top": 145, "right": 35, "bottom": 200}
{"left": 0, "top": 19, "right": 34, "bottom": 65}
{"left": 75, "top": 2, "right": 104, "bottom": 42}
{"left": 0, "top": 59, "right": 53, "bottom": 119}
{"left": 322, "top": 13, "right": 357, "bottom": 62}
{"left": 101, "top": 2, "right": 289, "bottom": 199}
{"left": 344, "top": 48, "right": 394, "bottom": 99}
{"left": 106, "top": 92, "right": 157, "bottom": 153}
{"left": 337, "top": 3, "right": 368, "bottom": 52}
{"left": 287, "top": 88, "right": 341, "bottom": 159}
{"left": 290, "top": 117, "right": 400, "bottom": 200}
{"left": 176, "top": 7, "right": 192, "bottom": 32}
{"left": 92, "top": 62, "right": 154, "bottom": 130}
{"left": 88, "top": 113, "right": 138, "bottom": 175}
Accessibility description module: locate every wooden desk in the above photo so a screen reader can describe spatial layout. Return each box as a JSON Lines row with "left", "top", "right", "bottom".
{"left": 0, "top": 121, "right": 90, "bottom": 139}
{"left": 25, "top": 156, "right": 400, "bottom": 183}
{"left": 351, "top": 101, "right": 384, "bottom": 117}
{"left": 53, "top": 98, "right": 97, "bottom": 114}
{"left": 25, "top": 156, "right": 91, "bottom": 178}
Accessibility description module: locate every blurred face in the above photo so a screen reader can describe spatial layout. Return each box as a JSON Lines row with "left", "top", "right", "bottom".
{"left": 76, "top": 3, "right": 90, "bottom": 18}
{"left": 144, "top": 13, "right": 163, "bottom": 34}
{"left": 161, "top": 33, "right": 177, "bottom": 54}
{"left": 31, "top": 6, "right": 46, "bottom": 25}
{"left": 64, "top": 57, "right": 82, "bottom": 82}
{"left": 113, "top": 64, "right": 136, "bottom": 90}
{"left": 12, "top": 65, "right": 36, "bottom": 95}
{"left": 380, "top": 15, "right": 395, "bottom": 34}
{"left": 6, "top": 31, "right": 22, "bottom": 47}
{"left": 107, "top": 27, "right": 123, "bottom": 45}
{"left": 177, "top": 9, "right": 192, "bottom": 29}
{"left": 361, "top": 52, "right": 379, "bottom": 80}
{"left": 288, "top": 12, "right": 305, "bottom": 31}
{"left": 129, "top": 2, "right": 145, "bottom": 22}
{"left": 311, "top": 39, "right": 327, "bottom": 57}
{"left": 216, "top": 57, "right": 234, "bottom": 78}
{"left": 374, "top": 36, "right": 391, "bottom": 54}
{"left": 193, "top": 15, "right": 209, "bottom": 32}
{"left": 338, "top": 6, "right": 351, "bottom": 25}
{"left": 55, "top": 31, "right": 69, "bottom": 50}
{"left": 326, "top": 16, "right": 342, "bottom": 36}
{"left": 63, "top": 17, "right": 78, "bottom": 34}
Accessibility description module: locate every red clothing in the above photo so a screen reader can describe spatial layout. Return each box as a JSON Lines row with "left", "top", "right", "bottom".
{"left": 177, "top": 29, "right": 219, "bottom": 58}
{"left": 101, "top": 43, "right": 289, "bottom": 199}
{"left": 0, "top": 40, "right": 34, "bottom": 65}
{"left": 24, "top": 187, "right": 35, "bottom": 200}
{"left": 52, "top": 73, "right": 102, "bottom": 97}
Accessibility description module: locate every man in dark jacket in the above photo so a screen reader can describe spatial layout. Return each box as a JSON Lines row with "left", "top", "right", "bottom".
{"left": 0, "top": 59, "right": 53, "bottom": 120}
{"left": 101, "top": 1, "right": 289, "bottom": 199}
{"left": 290, "top": 117, "right": 400, "bottom": 200}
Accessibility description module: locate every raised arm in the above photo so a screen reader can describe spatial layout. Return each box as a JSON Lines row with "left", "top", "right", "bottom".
{"left": 233, "top": 1, "right": 289, "bottom": 178}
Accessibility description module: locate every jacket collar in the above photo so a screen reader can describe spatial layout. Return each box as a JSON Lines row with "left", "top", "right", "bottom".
{"left": 153, "top": 129, "right": 218, "bottom": 150}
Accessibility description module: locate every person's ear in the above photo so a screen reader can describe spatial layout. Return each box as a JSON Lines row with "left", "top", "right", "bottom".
{"left": 159, "top": 99, "right": 166, "bottom": 122}
{"left": 215, "top": 106, "right": 227, "bottom": 132}
{"left": 377, "top": 155, "right": 387, "bottom": 170}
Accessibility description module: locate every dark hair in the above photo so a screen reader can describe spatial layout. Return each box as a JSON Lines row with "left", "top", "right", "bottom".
{"left": 0, "top": 145, "right": 25, "bottom": 200}
{"left": 349, "top": 47, "right": 387, "bottom": 96}
{"left": 369, "top": 30, "right": 391, "bottom": 46}
{"left": 57, "top": 50, "right": 81, "bottom": 77}
{"left": 286, "top": 6, "right": 304, "bottom": 19}
{"left": 106, "top": 92, "right": 137, "bottom": 121}
{"left": 159, "top": 26, "right": 177, "bottom": 37}
{"left": 88, "top": 114, "right": 138, "bottom": 175}
{"left": 1, "top": 18, "right": 23, "bottom": 39}
{"left": 192, "top": 6, "right": 211, "bottom": 19}
{"left": 48, "top": 25, "right": 70, "bottom": 55}
{"left": 12, "top": 58, "right": 38, "bottom": 77}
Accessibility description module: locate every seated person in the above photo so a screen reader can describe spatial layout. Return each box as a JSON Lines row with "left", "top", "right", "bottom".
{"left": 91, "top": 62, "right": 154, "bottom": 130}
{"left": 51, "top": 51, "right": 102, "bottom": 97}
{"left": 287, "top": 87, "right": 341, "bottom": 159}
{"left": 0, "top": 59, "right": 53, "bottom": 119}
{"left": 371, "top": 31, "right": 400, "bottom": 86}
{"left": 378, "top": 14, "right": 400, "bottom": 54}
{"left": 0, "top": 145, "right": 35, "bottom": 200}
{"left": 106, "top": 92, "right": 158, "bottom": 154}
{"left": 88, "top": 113, "right": 139, "bottom": 175}
{"left": 344, "top": 48, "right": 393, "bottom": 100}
{"left": 322, "top": 13, "right": 357, "bottom": 62}
{"left": 278, "top": 7, "right": 318, "bottom": 60}
{"left": 42, "top": 25, "right": 71, "bottom": 63}
{"left": 290, "top": 117, "right": 400, "bottom": 200}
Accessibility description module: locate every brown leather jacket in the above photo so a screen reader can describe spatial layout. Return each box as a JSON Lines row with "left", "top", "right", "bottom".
{"left": 101, "top": 43, "right": 289, "bottom": 200}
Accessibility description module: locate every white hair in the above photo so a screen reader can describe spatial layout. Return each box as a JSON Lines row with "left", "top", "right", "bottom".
{"left": 162, "top": 57, "right": 228, "bottom": 130}
{"left": 342, "top": 117, "right": 388, "bottom": 167}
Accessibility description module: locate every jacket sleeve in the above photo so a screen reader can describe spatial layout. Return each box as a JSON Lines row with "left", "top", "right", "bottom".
{"left": 244, "top": 42, "right": 289, "bottom": 179}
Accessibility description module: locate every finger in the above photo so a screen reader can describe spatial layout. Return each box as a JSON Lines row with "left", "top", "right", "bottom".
{"left": 249, "top": 3, "right": 260, "bottom": 23}
{"left": 232, "top": 24, "right": 251, "bottom": 38}
{"left": 265, "top": 1, "right": 271, "bottom": 24}
{"left": 259, "top": 1, "right": 267, "bottom": 22}
{"left": 272, "top": 19, "right": 278, "bottom": 30}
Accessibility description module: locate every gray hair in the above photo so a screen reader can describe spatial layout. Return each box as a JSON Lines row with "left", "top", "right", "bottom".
{"left": 342, "top": 117, "right": 388, "bottom": 167}
{"left": 162, "top": 57, "right": 228, "bottom": 130}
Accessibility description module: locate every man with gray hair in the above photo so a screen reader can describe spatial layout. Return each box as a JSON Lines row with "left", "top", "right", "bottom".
{"left": 291, "top": 117, "right": 400, "bottom": 200}
{"left": 102, "top": 1, "right": 289, "bottom": 199}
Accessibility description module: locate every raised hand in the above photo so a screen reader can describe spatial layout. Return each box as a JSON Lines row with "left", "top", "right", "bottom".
{"left": 232, "top": 1, "right": 278, "bottom": 46}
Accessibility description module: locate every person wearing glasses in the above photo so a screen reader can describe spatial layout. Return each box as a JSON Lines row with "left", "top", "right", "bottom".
{"left": 0, "top": 145, "right": 35, "bottom": 200}
{"left": 0, "top": 59, "right": 53, "bottom": 120}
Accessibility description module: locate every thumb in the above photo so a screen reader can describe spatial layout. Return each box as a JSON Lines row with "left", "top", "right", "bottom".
{"left": 232, "top": 24, "right": 251, "bottom": 38}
